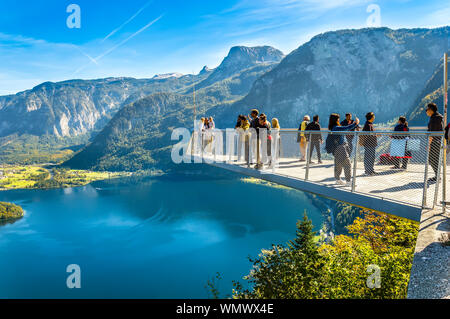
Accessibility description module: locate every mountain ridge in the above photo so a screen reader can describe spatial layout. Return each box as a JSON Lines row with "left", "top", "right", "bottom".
{"left": 211, "top": 26, "right": 449, "bottom": 129}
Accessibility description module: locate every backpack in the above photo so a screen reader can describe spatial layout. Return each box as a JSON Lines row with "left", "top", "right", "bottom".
{"left": 325, "top": 134, "right": 339, "bottom": 154}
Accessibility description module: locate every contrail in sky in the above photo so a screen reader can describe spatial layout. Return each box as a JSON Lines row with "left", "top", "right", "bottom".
{"left": 73, "top": 45, "right": 98, "bottom": 65}
{"left": 95, "top": 15, "right": 163, "bottom": 61}
{"left": 73, "top": 14, "right": 163, "bottom": 75}
{"left": 102, "top": 0, "right": 154, "bottom": 43}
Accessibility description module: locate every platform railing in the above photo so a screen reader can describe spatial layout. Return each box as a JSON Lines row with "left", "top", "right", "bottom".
{"left": 188, "top": 128, "right": 446, "bottom": 209}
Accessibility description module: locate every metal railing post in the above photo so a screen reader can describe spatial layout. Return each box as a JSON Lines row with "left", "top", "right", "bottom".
{"left": 443, "top": 52, "right": 448, "bottom": 213}
{"left": 256, "top": 128, "right": 261, "bottom": 169}
{"left": 247, "top": 131, "right": 252, "bottom": 168}
{"left": 443, "top": 137, "right": 447, "bottom": 212}
{"left": 213, "top": 130, "right": 217, "bottom": 162}
{"left": 305, "top": 132, "right": 311, "bottom": 181}
{"left": 201, "top": 131, "right": 204, "bottom": 159}
{"left": 190, "top": 130, "right": 195, "bottom": 156}
{"left": 351, "top": 131, "right": 360, "bottom": 193}
{"left": 433, "top": 135, "right": 444, "bottom": 208}
{"left": 422, "top": 136, "right": 431, "bottom": 208}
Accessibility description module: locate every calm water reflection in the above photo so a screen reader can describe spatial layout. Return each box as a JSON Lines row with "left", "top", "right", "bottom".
{"left": 0, "top": 176, "right": 324, "bottom": 298}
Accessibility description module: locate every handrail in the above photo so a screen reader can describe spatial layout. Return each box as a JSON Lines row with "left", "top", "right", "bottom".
{"left": 201, "top": 128, "right": 445, "bottom": 136}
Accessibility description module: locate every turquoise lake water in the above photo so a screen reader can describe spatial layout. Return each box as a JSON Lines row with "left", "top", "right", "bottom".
{"left": 0, "top": 175, "right": 325, "bottom": 298}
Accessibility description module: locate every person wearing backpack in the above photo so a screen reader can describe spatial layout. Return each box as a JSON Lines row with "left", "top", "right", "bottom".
{"left": 306, "top": 115, "right": 323, "bottom": 164}
{"left": 328, "top": 113, "right": 360, "bottom": 186}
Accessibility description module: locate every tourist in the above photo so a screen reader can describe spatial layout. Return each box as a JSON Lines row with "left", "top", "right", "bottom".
{"left": 426, "top": 103, "right": 444, "bottom": 181}
{"left": 200, "top": 118, "right": 206, "bottom": 131}
{"left": 362, "top": 112, "right": 377, "bottom": 176}
{"left": 341, "top": 113, "right": 358, "bottom": 154}
{"left": 237, "top": 115, "right": 250, "bottom": 162}
{"left": 272, "top": 118, "right": 282, "bottom": 158}
{"left": 248, "top": 109, "right": 260, "bottom": 164}
{"left": 208, "top": 117, "right": 215, "bottom": 129}
{"left": 235, "top": 115, "right": 242, "bottom": 129}
{"left": 297, "top": 115, "right": 310, "bottom": 162}
{"left": 249, "top": 109, "right": 260, "bottom": 129}
{"left": 328, "top": 113, "right": 360, "bottom": 186}
{"left": 392, "top": 116, "right": 411, "bottom": 170}
{"left": 306, "top": 115, "right": 323, "bottom": 164}
{"left": 199, "top": 117, "right": 206, "bottom": 150}
{"left": 271, "top": 118, "right": 280, "bottom": 130}
{"left": 256, "top": 114, "right": 271, "bottom": 168}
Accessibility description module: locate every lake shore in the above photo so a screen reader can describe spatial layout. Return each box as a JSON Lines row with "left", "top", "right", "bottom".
{"left": 0, "top": 165, "right": 132, "bottom": 191}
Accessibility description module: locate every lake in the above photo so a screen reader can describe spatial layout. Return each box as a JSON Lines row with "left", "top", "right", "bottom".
{"left": 0, "top": 174, "right": 325, "bottom": 299}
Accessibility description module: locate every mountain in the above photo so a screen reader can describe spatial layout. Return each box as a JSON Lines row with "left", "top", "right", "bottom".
{"left": 194, "top": 46, "right": 284, "bottom": 90}
{"left": 407, "top": 55, "right": 449, "bottom": 126}
{"left": 63, "top": 46, "right": 282, "bottom": 171}
{"left": 0, "top": 75, "right": 204, "bottom": 138}
{"left": 199, "top": 66, "right": 214, "bottom": 76}
{"left": 212, "top": 27, "right": 449, "bottom": 128}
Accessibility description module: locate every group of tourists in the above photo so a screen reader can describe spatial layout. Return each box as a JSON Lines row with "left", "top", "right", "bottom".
{"left": 197, "top": 102, "right": 445, "bottom": 186}
{"left": 234, "top": 109, "right": 281, "bottom": 169}
{"left": 199, "top": 117, "right": 215, "bottom": 131}
{"left": 295, "top": 102, "right": 444, "bottom": 185}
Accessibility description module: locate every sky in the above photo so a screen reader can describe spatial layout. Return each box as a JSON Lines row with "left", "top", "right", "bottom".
{"left": 0, "top": 0, "right": 448, "bottom": 95}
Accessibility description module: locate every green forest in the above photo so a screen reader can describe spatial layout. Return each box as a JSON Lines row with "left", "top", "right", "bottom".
{"left": 0, "top": 202, "right": 24, "bottom": 221}
{"left": 212, "top": 210, "right": 419, "bottom": 299}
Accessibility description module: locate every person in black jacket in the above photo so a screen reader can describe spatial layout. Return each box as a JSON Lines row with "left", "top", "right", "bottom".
{"left": 306, "top": 115, "right": 323, "bottom": 164}
{"left": 249, "top": 109, "right": 260, "bottom": 129}
{"left": 362, "top": 112, "right": 377, "bottom": 175}
{"left": 426, "top": 103, "right": 444, "bottom": 181}
{"left": 247, "top": 109, "right": 260, "bottom": 164}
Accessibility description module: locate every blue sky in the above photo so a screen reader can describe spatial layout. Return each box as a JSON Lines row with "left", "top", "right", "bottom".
{"left": 0, "top": 0, "right": 448, "bottom": 94}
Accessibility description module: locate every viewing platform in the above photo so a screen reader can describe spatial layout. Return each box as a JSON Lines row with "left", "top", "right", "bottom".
{"left": 189, "top": 128, "right": 449, "bottom": 222}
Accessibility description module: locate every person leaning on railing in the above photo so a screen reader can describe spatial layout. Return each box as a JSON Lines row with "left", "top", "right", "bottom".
{"left": 341, "top": 113, "right": 359, "bottom": 154}
{"left": 426, "top": 102, "right": 444, "bottom": 182}
{"left": 328, "top": 113, "right": 360, "bottom": 186}
{"left": 392, "top": 116, "right": 411, "bottom": 170}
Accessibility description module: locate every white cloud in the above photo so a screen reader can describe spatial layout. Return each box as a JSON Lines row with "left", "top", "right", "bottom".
{"left": 424, "top": 6, "right": 450, "bottom": 27}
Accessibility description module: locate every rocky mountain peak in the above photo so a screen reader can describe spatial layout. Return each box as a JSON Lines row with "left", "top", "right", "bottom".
{"left": 199, "top": 66, "right": 213, "bottom": 75}
{"left": 220, "top": 45, "right": 284, "bottom": 71}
